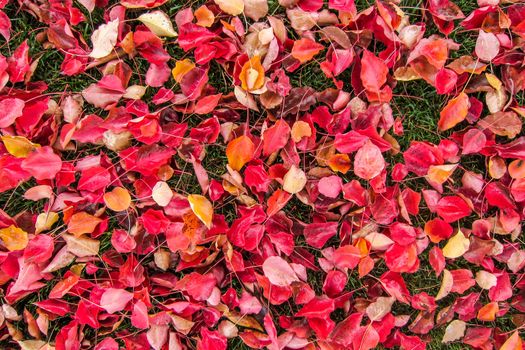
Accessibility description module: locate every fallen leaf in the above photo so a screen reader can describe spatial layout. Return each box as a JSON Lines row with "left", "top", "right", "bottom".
{"left": 138, "top": 11, "right": 177, "bottom": 37}
{"left": 442, "top": 230, "right": 470, "bottom": 259}
{"left": 104, "top": 187, "right": 132, "bottom": 212}
{"left": 0, "top": 225, "right": 28, "bottom": 251}
{"left": 438, "top": 92, "right": 470, "bottom": 131}
{"left": 63, "top": 233, "right": 100, "bottom": 257}
{"left": 226, "top": 136, "right": 255, "bottom": 171}
{"left": 240, "top": 56, "right": 265, "bottom": 92}
{"left": 475, "top": 30, "right": 499, "bottom": 62}
{"left": 500, "top": 332, "right": 523, "bottom": 350}
{"left": 90, "top": 19, "right": 119, "bottom": 59}
{"left": 35, "top": 212, "right": 59, "bottom": 234}
{"left": 187, "top": 194, "right": 213, "bottom": 229}
{"left": 442, "top": 320, "right": 466, "bottom": 343}
{"left": 1, "top": 135, "right": 39, "bottom": 158}
{"left": 354, "top": 140, "right": 385, "bottom": 180}
{"left": 214, "top": 0, "right": 244, "bottom": 16}
{"left": 67, "top": 212, "right": 102, "bottom": 236}
{"left": 152, "top": 181, "right": 173, "bottom": 207}
{"left": 282, "top": 165, "right": 307, "bottom": 194}
{"left": 100, "top": 288, "right": 133, "bottom": 314}
{"left": 291, "top": 38, "right": 324, "bottom": 63}
{"left": 262, "top": 256, "right": 299, "bottom": 287}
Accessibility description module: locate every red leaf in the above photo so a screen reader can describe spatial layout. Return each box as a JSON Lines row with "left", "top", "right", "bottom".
{"left": 435, "top": 196, "right": 472, "bottom": 223}
{"left": 263, "top": 120, "right": 291, "bottom": 156}
{"left": 0, "top": 98, "right": 24, "bottom": 128}
{"left": 21, "top": 146, "right": 62, "bottom": 180}
{"left": 291, "top": 38, "right": 324, "bottom": 63}
{"left": 333, "top": 245, "right": 361, "bottom": 269}
{"left": 360, "top": 50, "right": 388, "bottom": 93}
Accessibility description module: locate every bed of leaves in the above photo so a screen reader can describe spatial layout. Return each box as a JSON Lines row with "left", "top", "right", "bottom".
{"left": 0, "top": 0, "right": 524, "bottom": 349}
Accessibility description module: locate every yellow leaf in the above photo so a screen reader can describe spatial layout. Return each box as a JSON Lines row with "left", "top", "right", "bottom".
{"left": 224, "top": 310, "right": 264, "bottom": 331}
{"left": 485, "top": 73, "right": 502, "bottom": 90}
{"left": 137, "top": 11, "right": 177, "bottom": 37}
{"left": 103, "top": 187, "right": 131, "bottom": 212}
{"left": 436, "top": 269, "right": 453, "bottom": 300}
{"left": 226, "top": 136, "right": 255, "bottom": 171}
{"left": 214, "top": 0, "right": 244, "bottom": 16}
{"left": 0, "top": 225, "right": 29, "bottom": 251}
{"left": 172, "top": 59, "right": 195, "bottom": 83}
{"left": 1, "top": 135, "right": 40, "bottom": 158}
{"left": 442, "top": 230, "right": 470, "bottom": 259}
{"left": 187, "top": 194, "right": 213, "bottom": 229}
{"left": 35, "top": 212, "right": 59, "bottom": 234}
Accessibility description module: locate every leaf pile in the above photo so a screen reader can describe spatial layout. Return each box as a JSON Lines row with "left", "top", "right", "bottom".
{"left": 0, "top": 0, "right": 524, "bottom": 349}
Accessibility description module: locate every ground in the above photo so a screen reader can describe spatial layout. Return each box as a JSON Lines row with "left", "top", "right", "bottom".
{"left": 0, "top": 0, "right": 520, "bottom": 349}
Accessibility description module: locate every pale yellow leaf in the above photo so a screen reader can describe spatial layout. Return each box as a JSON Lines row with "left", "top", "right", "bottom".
{"left": 152, "top": 181, "right": 173, "bottom": 207}
{"left": 90, "top": 19, "right": 119, "bottom": 58}
{"left": 475, "top": 270, "right": 497, "bottom": 290}
{"left": 214, "top": 0, "right": 244, "bottom": 16}
{"left": 282, "top": 165, "right": 307, "bottom": 194}
{"left": 436, "top": 269, "right": 453, "bottom": 300}
{"left": 442, "top": 320, "right": 466, "bottom": 343}
{"left": 138, "top": 11, "right": 177, "bottom": 37}
{"left": 63, "top": 233, "right": 100, "bottom": 257}
{"left": 35, "top": 212, "right": 59, "bottom": 234}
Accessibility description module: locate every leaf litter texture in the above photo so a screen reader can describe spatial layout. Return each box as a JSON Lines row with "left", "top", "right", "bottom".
{"left": 0, "top": 0, "right": 523, "bottom": 349}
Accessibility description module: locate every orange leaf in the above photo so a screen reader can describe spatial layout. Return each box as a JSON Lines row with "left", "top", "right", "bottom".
{"left": 500, "top": 332, "right": 523, "bottom": 350}
{"left": 509, "top": 159, "right": 525, "bottom": 179}
{"left": 226, "top": 135, "right": 255, "bottom": 171}
{"left": 172, "top": 59, "right": 195, "bottom": 83}
{"left": 438, "top": 92, "right": 470, "bottom": 131}
{"left": 195, "top": 5, "right": 215, "bottom": 27}
{"left": 0, "top": 225, "right": 28, "bottom": 251}
{"left": 104, "top": 187, "right": 131, "bottom": 212}
{"left": 426, "top": 164, "right": 458, "bottom": 185}
{"left": 67, "top": 212, "right": 102, "bottom": 236}
{"left": 291, "top": 120, "right": 312, "bottom": 142}
{"left": 291, "top": 38, "right": 324, "bottom": 63}
{"left": 239, "top": 56, "right": 265, "bottom": 91}
{"left": 187, "top": 194, "right": 213, "bottom": 229}
{"left": 477, "top": 302, "right": 498, "bottom": 321}
{"left": 327, "top": 153, "right": 351, "bottom": 174}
